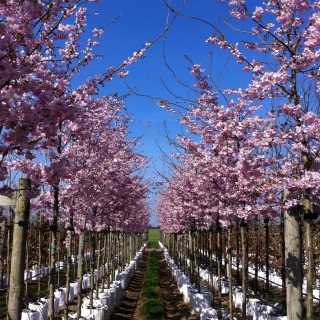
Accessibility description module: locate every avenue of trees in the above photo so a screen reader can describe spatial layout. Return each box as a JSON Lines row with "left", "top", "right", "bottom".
{"left": 2, "top": 0, "right": 320, "bottom": 319}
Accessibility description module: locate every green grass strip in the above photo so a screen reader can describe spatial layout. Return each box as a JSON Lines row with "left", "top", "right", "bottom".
{"left": 148, "top": 229, "right": 160, "bottom": 249}
{"left": 140, "top": 250, "right": 165, "bottom": 320}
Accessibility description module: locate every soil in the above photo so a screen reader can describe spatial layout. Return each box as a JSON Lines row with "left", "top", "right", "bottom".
{"left": 157, "top": 249, "right": 198, "bottom": 320}
{"left": 111, "top": 248, "right": 197, "bottom": 320}
{"left": 110, "top": 249, "right": 148, "bottom": 320}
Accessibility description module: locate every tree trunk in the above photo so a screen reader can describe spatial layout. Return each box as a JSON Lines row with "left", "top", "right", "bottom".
{"left": 196, "top": 229, "right": 200, "bottom": 292}
{"left": 95, "top": 232, "right": 102, "bottom": 299}
{"left": 265, "top": 218, "right": 269, "bottom": 302}
{"left": 236, "top": 221, "right": 240, "bottom": 285}
{"left": 0, "top": 219, "right": 7, "bottom": 288}
{"left": 101, "top": 230, "right": 107, "bottom": 292}
{"left": 189, "top": 230, "right": 194, "bottom": 285}
{"left": 57, "top": 231, "right": 61, "bottom": 289}
{"left": 7, "top": 178, "right": 31, "bottom": 320}
{"left": 227, "top": 220, "right": 233, "bottom": 319}
{"left": 77, "top": 220, "right": 86, "bottom": 320}
{"left": 240, "top": 218, "right": 247, "bottom": 319}
{"left": 64, "top": 230, "right": 73, "bottom": 320}
{"left": 284, "top": 189, "right": 303, "bottom": 319}
{"left": 121, "top": 232, "right": 125, "bottom": 273}
{"left": 185, "top": 234, "right": 188, "bottom": 276}
{"left": 209, "top": 228, "right": 214, "bottom": 293}
{"left": 179, "top": 236, "right": 182, "bottom": 270}
{"left": 175, "top": 234, "right": 178, "bottom": 266}
{"left": 89, "top": 233, "right": 95, "bottom": 309}
{"left": 38, "top": 215, "right": 42, "bottom": 299}
{"left": 280, "top": 211, "right": 286, "bottom": 308}
{"left": 217, "top": 224, "right": 222, "bottom": 320}
{"left": 6, "top": 208, "right": 13, "bottom": 307}
{"left": 84, "top": 232, "right": 88, "bottom": 275}
{"left": 254, "top": 217, "right": 259, "bottom": 295}
{"left": 113, "top": 230, "right": 117, "bottom": 282}
{"left": 304, "top": 188, "right": 314, "bottom": 320}
{"left": 49, "top": 186, "right": 59, "bottom": 320}
{"left": 25, "top": 237, "right": 29, "bottom": 299}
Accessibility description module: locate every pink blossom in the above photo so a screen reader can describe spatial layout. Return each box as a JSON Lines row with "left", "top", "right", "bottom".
{"left": 252, "top": 6, "right": 264, "bottom": 22}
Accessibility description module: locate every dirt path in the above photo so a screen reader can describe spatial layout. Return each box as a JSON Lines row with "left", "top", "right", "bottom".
{"left": 157, "top": 249, "right": 198, "bottom": 320}
{"left": 111, "top": 247, "right": 197, "bottom": 320}
{"left": 110, "top": 250, "right": 148, "bottom": 320}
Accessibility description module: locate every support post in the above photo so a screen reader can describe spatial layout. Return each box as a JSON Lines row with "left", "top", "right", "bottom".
{"left": 240, "top": 218, "right": 247, "bottom": 319}
{"left": 7, "top": 178, "right": 31, "bottom": 320}
{"left": 284, "top": 189, "right": 303, "bottom": 319}
{"left": 227, "top": 220, "right": 233, "bottom": 319}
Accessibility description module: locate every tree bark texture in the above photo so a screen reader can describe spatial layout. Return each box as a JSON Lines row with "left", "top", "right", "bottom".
{"left": 7, "top": 178, "right": 31, "bottom": 320}
{"left": 284, "top": 189, "right": 303, "bottom": 320}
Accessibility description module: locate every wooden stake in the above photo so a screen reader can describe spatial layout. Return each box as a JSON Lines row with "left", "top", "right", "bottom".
{"left": 284, "top": 189, "right": 303, "bottom": 319}
{"left": 7, "top": 178, "right": 31, "bottom": 320}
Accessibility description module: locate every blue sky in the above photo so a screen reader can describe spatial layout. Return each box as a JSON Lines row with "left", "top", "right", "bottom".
{"left": 74, "top": 0, "right": 257, "bottom": 224}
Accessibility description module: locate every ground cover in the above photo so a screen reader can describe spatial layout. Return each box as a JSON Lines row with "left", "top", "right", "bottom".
{"left": 148, "top": 229, "right": 160, "bottom": 248}
{"left": 139, "top": 250, "right": 165, "bottom": 319}
{"left": 111, "top": 228, "right": 196, "bottom": 320}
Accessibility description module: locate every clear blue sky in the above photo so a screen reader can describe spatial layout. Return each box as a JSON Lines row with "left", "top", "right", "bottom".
{"left": 74, "top": 0, "right": 256, "bottom": 225}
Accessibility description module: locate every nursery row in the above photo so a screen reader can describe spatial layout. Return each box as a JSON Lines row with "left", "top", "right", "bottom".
{"left": 0, "top": 203, "right": 149, "bottom": 319}
{"left": 0, "top": 3, "right": 152, "bottom": 319}
{"left": 159, "top": 218, "right": 320, "bottom": 319}
{"left": 154, "top": 3, "right": 320, "bottom": 320}
{"left": 159, "top": 240, "right": 287, "bottom": 319}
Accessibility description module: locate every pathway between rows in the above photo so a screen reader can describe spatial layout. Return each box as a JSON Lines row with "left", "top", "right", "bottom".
{"left": 110, "top": 248, "right": 197, "bottom": 320}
